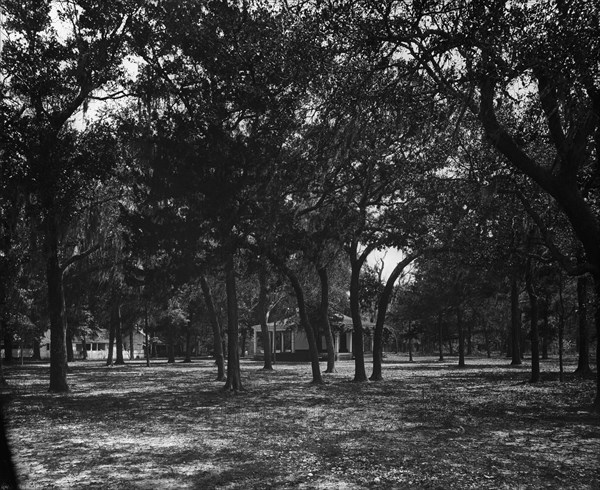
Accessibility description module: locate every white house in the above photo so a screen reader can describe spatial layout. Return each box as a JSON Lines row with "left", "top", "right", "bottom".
{"left": 250, "top": 313, "right": 377, "bottom": 362}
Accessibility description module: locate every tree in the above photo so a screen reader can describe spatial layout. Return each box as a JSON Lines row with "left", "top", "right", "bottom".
{"left": 1, "top": 0, "right": 141, "bottom": 391}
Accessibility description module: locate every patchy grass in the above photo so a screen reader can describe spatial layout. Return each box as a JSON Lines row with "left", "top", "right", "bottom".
{"left": 2, "top": 355, "right": 599, "bottom": 489}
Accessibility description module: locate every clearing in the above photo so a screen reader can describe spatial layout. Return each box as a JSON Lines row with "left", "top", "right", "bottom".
{"left": 2, "top": 355, "right": 599, "bottom": 489}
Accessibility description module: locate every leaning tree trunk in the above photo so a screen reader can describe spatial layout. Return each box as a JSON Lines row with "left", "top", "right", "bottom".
{"left": 370, "top": 255, "right": 416, "bottom": 381}
{"left": 46, "top": 209, "right": 68, "bottom": 392}
{"left": 525, "top": 257, "right": 540, "bottom": 383}
{"left": 223, "top": 248, "right": 242, "bottom": 392}
{"left": 257, "top": 264, "right": 273, "bottom": 370}
{"left": 575, "top": 274, "right": 592, "bottom": 376}
{"left": 457, "top": 305, "right": 465, "bottom": 368}
{"left": 115, "top": 303, "right": 125, "bottom": 365}
{"left": 510, "top": 273, "right": 522, "bottom": 366}
{"left": 200, "top": 275, "right": 225, "bottom": 380}
{"left": 287, "top": 271, "right": 323, "bottom": 384}
{"left": 317, "top": 267, "right": 336, "bottom": 374}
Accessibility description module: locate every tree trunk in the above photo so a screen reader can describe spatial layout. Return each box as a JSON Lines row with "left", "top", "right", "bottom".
{"left": 32, "top": 337, "right": 41, "bottom": 361}
{"left": 167, "top": 334, "right": 175, "bottom": 364}
{"left": 46, "top": 211, "right": 68, "bottom": 392}
{"left": 224, "top": 248, "right": 242, "bottom": 391}
{"left": 82, "top": 335, "right": 87, "bottom": 360}
{"left": 106, "top": 302, "right": 116, "bottom": 366}
{"left": 129, "top": 328, "right": 134, "bottom": 360}
{"left": 0, "top": 398, "right": 19, "bottom": 489}
{"left": 257, "top": 264, "right": 273, "bottom": 370}
{"left": 63, "top": 285, "right": 74, "bottom": 363}
{"left": 541, "top": 298, "right": 549, "bottom": 360}
{"left": 349, "top": 242, "right": 372, "bottom": 382}
{"left": 457, "top": 305, "right": 465, "bottom": 368}
{"left": 183, "top": 320, "right": 192, "bottom": 363}
{"left": 200, "top": 275, "right": 225, "bottom": 380}
{"left": 0, "top": 319, "right": 7, "bottom": 386}
{"left": 438, "top": 312, "right": 444, "bottom": 361}
{"left": 558, "top": 276, "right": 565, "bottom": 382}
{"left": 525, "top": 257, "right": 540, "bottom": 383}
{"left": 318, "top": 267, "right": 336, "bottom": 374}
{"left": 115, "top": 303, "right": 125, "bottom": 365}
{"left": 408, "top": 334, "right": 413, "bottom": 362}
{"left": 144, "top": 306, "right": 150, "bottom": 367}
{"left": 510, "top": 273, "right": 522, "bottom": 365}
{"left": 287, "top": 269, "right": 323, "bottom": 384}
{"left": 370, "top": 254, "right": 416, "bottom": 380}
{"left": 575, "top": 274, "right": 592, "bottom": 376}
{"left": 593, "top": 278, "right": 600, "bottom": 410}
{"left": 2, "top": 332, "right": 12, "bottom": 365}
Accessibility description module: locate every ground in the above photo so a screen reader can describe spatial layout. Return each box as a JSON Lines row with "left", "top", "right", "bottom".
{"left": 1, "top": 355, "right": 599, "bottom": 489}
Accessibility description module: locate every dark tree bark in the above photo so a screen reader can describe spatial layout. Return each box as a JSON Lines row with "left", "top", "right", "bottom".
{"left": 318, "top": 267, "right": 336, "bottom": 374}
{"left": 257, "top": 264, "right": 273, "bottom": 370}
{"left": 32, "top": 337, "right": 41, "bottom": 361}
{"left": 223, "top": 248, "right": 242, "bottom": 391}
{"left": 115, "top": 303, "right": 125, "bottom": 365}
{"left": 200, "top": 275, "right": 225, "bottom": 380}
{"left": 525, "top": 257, "right": 540, "bottom": 383}
{"left": 370, "top": 254, "right": 416, "bottom": 380}
{"left": 129, "top": 328, "right": 134, "bottom": 360}
{"left": 167, "top": 332, "right": 175, "bottom": 364}
{"left": 349, "top": 241, "right": 375, "bottom": 382}
{"left": 46, "top": 210, "right": 68, "bottom": 392}
{"left": 593, "top": 279, "right": 600, "bottom": 409}
{"left": 82, "top": 335, "right": 87, "bottom": 360}
{"left": 457, "top": 305, "right": 465, "bottom": 368}
{"left": 574, "top": 274, "right": 592, "bottom": 376}
{"left": 541, "top": 297, "right": 549, "bottom": 360}
{"left": 2, "top": 332, "right": 12, "bottom": 365}
{"left": 0, "top": 397, "right": 19, "bottom": 489}
{"left": 438, "top": 312, "right": 444, "bottom": 361}
{"left": 183, "top": 319, "right": 192, "bottom": 363}
{"left": 510, "top": 273, "right": 522, "bottom": 366}
{"left": 106, "top": 302, "right": 116, "bottom": 366}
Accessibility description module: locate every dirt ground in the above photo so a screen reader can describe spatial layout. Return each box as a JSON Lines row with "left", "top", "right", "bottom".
{"left": 2, "top": 355, "right": 599, "bottom": 489}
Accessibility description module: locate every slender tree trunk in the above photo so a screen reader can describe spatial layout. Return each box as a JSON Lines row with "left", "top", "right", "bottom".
{"left": 115, "top": 303, "right": 125, "bottom": 365}
{"left": 370, "top": 255, "right": 416, "bottom": 380}
{"left": 2, "top": 332, "right": 12, "bottom": 365}
{"left": 106, "top": 301, "right": 116, "bottom": 366}
{"left": 525, "top": 257, "right": 540, "bottom": 383}
{"left": 349, "top": 242, "right": 371, "bottom": 382}
{"left": 575, "top": 274, "right": 592, "bottom": 376}
{"left": 129, "top": 328, "right": 134, "bottom": 360}
{"left": 448, "top": 337, "right": 453, "bottom": 356}
{"left": 46, "top": 211, "right": 68, "bottom": 392}
{"left": 318, "top": 267, "right": 336, "bottom": 374}
{"left": 257, "top": 264, "right": 273, "bottom": 370}
{"left": 541, "top": 298, "right": 549, "bottom": 360}
{"left": 63, "top": 284, "right": 74, "bottom": 363}
{"left": 200, "top": 275, "right": 225, "bottom": 380}
{"left": 408, "top": 332, "right": 413, "bottom": 362}
{"left": 0, "top": 319, "right": 7, "bottom": 386}
{"left": 593, "top": 278, "right": 600, "bottom": 410}
{"left": 558, "top": 277, "right": 565, "bottom": 382}
{"left": 510, "top": 273, "right": 522, "bottom": 365}
{"left": 32, "top": 337, "right": 41, "bottom": 361}
{"left": 466, "top": 315, "right": 473, "bottom": 356}
{"left": 438, "top": 312, "right": 444, "bottom": 361}
{"left": 287, "top": 270, "right": 323, "bottom": 384}
{"left": 167, "top": 331, "right": 175, "bottom": 364}
{"left": 183, "top": 320, "right": 192, "bottom": 363}
{"left": 457, "top": 305, "right": 465, "bottom": 368}
{"left": 82, "top": 335, "right": 87, "bottom": 360}
{"left": 144, "top": 309, "right": 150, "bottom": 367}
{"left": 224, "top": 248, "right": 242, "bottom": 391}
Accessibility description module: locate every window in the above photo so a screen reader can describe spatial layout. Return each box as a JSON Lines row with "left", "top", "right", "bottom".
{"left": 97, "top": 343, "right": 106, "bottom": 351}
